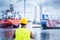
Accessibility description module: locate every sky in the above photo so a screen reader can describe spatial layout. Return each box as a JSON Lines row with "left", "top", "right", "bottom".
{"left": 0, "top": 0, "right": 60, "bottom": 22}
{"left": 42, "top": 0, "right": 60, "bottom": 20}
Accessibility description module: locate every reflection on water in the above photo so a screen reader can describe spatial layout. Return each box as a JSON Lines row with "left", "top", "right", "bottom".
{"left": 0, "top": 27, "right": 60, "bottom": 40}
{"left": 41, "top": 29, "right": 60, "bottom": 40}
{"left": 0, "top": 28, "right": 14, "bottom": 40}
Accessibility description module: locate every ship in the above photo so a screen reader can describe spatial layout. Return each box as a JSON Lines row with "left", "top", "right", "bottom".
{"left": 0, "top": 4, "right": 21, "bottom": 28}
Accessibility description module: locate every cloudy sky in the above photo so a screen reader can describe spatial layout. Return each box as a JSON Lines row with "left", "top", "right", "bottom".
{"left": 0, "top": 0, "right": 60, "bottom": 22}
{"left": 42, "top": 0, "right": 60, "bottom": 20}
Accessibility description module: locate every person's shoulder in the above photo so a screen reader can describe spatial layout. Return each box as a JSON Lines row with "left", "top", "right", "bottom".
{"left": 26, "top": 28, "right": 30, "bottom": 32}
{"left": 26, "top": 28, "right": 30, "bottom": 31}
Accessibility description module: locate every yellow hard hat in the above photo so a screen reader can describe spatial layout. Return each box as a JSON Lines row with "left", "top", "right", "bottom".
{"left": 20, "top": 17, "right": 28, "bottom": 25}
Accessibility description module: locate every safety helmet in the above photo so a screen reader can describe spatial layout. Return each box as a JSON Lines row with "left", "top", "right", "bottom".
{"left": 20, "top": 17, "right": 28, "bottom": 25}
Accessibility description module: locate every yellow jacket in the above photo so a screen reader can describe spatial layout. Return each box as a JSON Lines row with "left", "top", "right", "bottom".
{"left": 15, "top": 28, "right": 30, "bottom": 40}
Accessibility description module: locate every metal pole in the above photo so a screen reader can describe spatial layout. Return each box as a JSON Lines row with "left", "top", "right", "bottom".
{"left": 34, "top": 6, "right": 37, "bottom": 24}
{"left": 40, "top": 4, "right": 42, "bottom": 22}
{"left": 24, "top": 0, "right": 26, "bottom": 17}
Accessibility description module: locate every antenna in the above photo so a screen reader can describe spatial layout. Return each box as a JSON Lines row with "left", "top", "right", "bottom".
{"left": 10, "top": 4, "right": 14, "bottom": 12}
